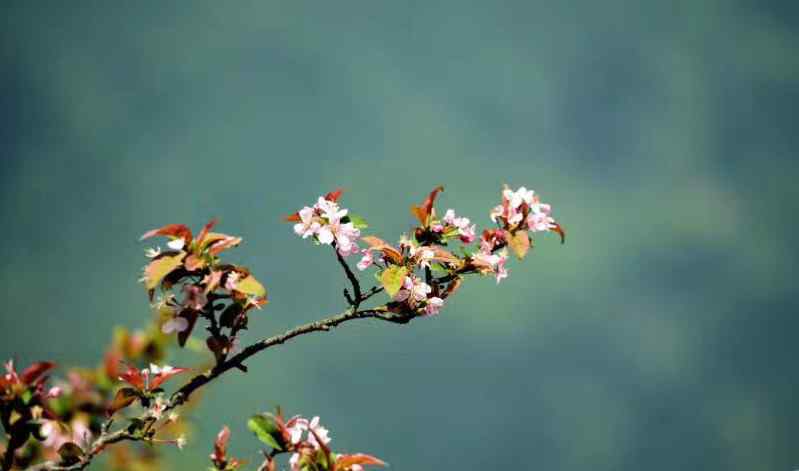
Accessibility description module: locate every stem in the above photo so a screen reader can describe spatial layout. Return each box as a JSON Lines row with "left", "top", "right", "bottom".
{"left": 333, "top": 245, "right": 362, "bottom": 304}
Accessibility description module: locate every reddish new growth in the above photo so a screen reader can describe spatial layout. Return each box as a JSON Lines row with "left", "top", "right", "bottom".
{"left": 1, "top": 184, "right": 563, "bottom": 471}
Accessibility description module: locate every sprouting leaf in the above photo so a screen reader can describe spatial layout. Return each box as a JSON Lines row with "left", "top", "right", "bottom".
{"left": 140, "top": 224, "right": 193, "bottom": 245}
{"left": 430, "top": 247, "right": 459, "bottom": 265}
{"left": 195, "top": 218, "right": 218, "bottom": 247}
{"left": 234, "top": 275, "right": 267, "bottom": 298}
{"left": 108, "top": 387, "right": 139, "bottom": 416}
{"left": 361, "top": 236, "right": 403, "bottom": 264}
{"left": 335, "top": 453, "right": 387, "bottom": 469}
{"left": 247, "top": 414, "right": 283, "bottom": 451}
{"left": 208, "top": 236, "right": 242, "bottom": 256}
{"left": 508, "top": 231, "right": 530, "bottom": 259}
{"left": 19, "top": 361, "right": 55, "bottom": 385}
{"left": 184, "top": 254, "right": 207, "bottom": 271}
{"left": 143, "top": 252, "right": 186, "bottom": 291}
{"left": 410, "top": 186, "right": 444, "bottom": 226}
{"left": 346, "top": 214, "right": 369, "bottom": 230}
{"left": 380, "top": 266, "right": 408, "bottom": 298}
{"left": 324, "top": 188, "right": 344, "bottom": 202}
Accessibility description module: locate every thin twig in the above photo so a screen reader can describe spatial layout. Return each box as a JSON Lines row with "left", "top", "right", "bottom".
{"left": 333, "top": 245, "right": 362, "bottom": 304}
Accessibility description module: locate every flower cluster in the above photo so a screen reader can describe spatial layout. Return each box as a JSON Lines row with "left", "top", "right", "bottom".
{"left": 140, "top": 219, "right": 267, "bottom": 363}
{"left": 490, "top": 186, "right": 564, "bottom": 238}
{"left": 289, "top": 185, "right": 564, "bottom": 317}
{"left": 245, "top": 410, "right": 385, "bottom": 471}
{"left": 288, "top": 189, "right": 366, "bottom": 257}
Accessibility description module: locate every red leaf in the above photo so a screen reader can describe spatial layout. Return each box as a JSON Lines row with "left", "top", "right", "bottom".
{"left": 148, "top": 366, "right": 189, "bottom": 390}
{"left": 20, "top": 361, "right": 55, "bottom": 385}
{"left": 411, "top": 186, "right": 444, "bottom": 226}
{"left": 140, "top": 224, "right": 193, "bottom": 245}
{"left": 104, "top": 350, "right": 122, "bottom": 382}
{"left": 196, "top": 218, "right": 218, "bottom": 246}
{"left": 211, "top": 426, "right": 231, "bottom": 466}
{"left": 118, "top": 363, "right": 145, "bottom": 390}
{"left": 208, "top": 236, "right": 242, "bottom": 256}
{"left": 551, "top": 222, "right": 566, "bottom": 244}
{"left": 335, "top": 453, "right": 386, "bottom": 470}
{"left": 107, "top": 387, "right": 138, "bottom": 416}
{"left": 324, "top": 188, "right": 344, "bottom": 202}
{"left": 284, "top": 212, "right": 302, "bottom": 223}
{"left": 361, "top": 236, "right": 403, "bottom": 265}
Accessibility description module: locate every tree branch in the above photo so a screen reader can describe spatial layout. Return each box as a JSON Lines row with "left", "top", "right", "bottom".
{"left": 167, "top": 306, "right": 410, "bottom": 409}
{"left": 22, "top": 306, "right": 414, "bottom": 470}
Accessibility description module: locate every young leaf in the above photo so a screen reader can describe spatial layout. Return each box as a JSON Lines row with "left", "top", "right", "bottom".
{"left": 19, "top": 362, "right": 55, "bottom": 385}
{"left": 247, "top": 414, "right": 283, "bottom": 451}
{"left": 140, "top": 224, "right": 193, "bottom": 245}
{"left": 234, "top": 275, "right": 267, "bottom": 298}
{"left": 380, "top": 266, "right": 408, "bottom": 298}
{"left": 346, "top": 214, "right": 369, "bottom": 230}
{"left": 335, "top": 453, "right": 386, "bottom": 470}
{"left": 410, "top": 186, "right": 444, "bottom": 226}
{"left": 143, "top": 252, "right": 186, "bottom": 291}
{"left": 108, "top": 387, "right": 139, "bottom": 416}
{"left": 508, "top": 231, "right": 530, "bottom": 259}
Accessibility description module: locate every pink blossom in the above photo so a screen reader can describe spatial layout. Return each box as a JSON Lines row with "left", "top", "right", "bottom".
{"left": 424, "top": 297, "right": 444, "bottom": 315}
{"left": 394, "top": 276, "right": 432, "bottom": 305}
{"left": 286, "top": 416, "right": 308, "bottom": 445}
{"left": 459, "top": 223, "right": 476, "bottom": 243}
{"left": 293, "top": 207, "right": 320, "bottom": 239}
{"left": 307, "top": 416, "right": 331, "bottom": 449}
{"left": 503, "top": 186, "right": 534, "bottom": 209}
{"left": 494, "top": 251, "right": 509, "bottom": 283}
{"left": 333, "top": 222, "right": 361, "bottom": 256}
{"left": 357, "top": 250, "right": 374, "bottom": 271}
{"left": 166, "top": 238, "right": 185, "bottom": 251}
{"left": 162, "top": 316, "right": 189, "bottom": 334}
{"left": 417, "top": 248, "right": 435, "bottom": 269}
{"left": 289, "top": 452, "right": 301, "bottom": 471}
{"left": 315, "top": 197, "right": 347, "bottom": 223}
{"left": 224, "top": 271, "right": 240, "bottom": 291}
{"left": 526, "top": 201, "right": 557, "bottom": 233}
{"left": 317, "top": 225, "right": 335, "bottom": 245}
{"left": 443, "top": 209, "right": 457, "bottom": 225}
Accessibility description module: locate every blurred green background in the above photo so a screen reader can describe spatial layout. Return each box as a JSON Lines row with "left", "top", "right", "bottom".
{"left": 1, "top": 1, "right": 797, "bottom": 470}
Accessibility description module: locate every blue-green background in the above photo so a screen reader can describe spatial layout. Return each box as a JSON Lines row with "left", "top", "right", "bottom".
{"left": 2, "top": 1, "right": 797, "bottom": 470}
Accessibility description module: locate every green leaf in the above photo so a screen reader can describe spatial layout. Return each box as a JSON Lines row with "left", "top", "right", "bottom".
{"left": 234, "top": 275, "right": 267, "bottom": 298}
{"left": 247, "top": 414, "right": 283, "bottom": 451}
{"left": 380, "top": 266, "right": 408, "bottom": 298}
{"left": 346, "top": 213, "right": 369, "bottom": 230}
{"left": 143, "top": 252, "right": 185, "bottom": 291}
{"left": 21, "top": 389, "right": 33, "bottom": 405}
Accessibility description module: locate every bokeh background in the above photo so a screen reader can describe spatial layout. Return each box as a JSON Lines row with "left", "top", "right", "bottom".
{"left": 2, "top": 1, "right": 797, "bottom": 470}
